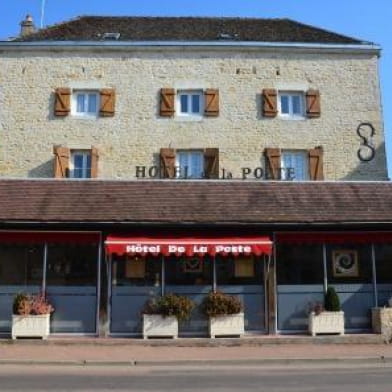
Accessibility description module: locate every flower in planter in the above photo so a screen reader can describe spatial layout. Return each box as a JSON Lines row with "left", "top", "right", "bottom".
{"left": 202, "top": 291, "right": 243, "bottom": 317}
{"left": 13, "top": 293, "right": 54, "bottom": 316}
{"left": 142, "top": 294, "right": 194, "bottom": 322}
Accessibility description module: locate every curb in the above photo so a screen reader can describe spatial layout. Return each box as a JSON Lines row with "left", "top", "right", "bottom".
{"left": 0, "top": 356, "right": 391, "bottom": 367}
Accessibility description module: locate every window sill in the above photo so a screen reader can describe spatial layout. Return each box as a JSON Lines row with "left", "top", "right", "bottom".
{"left": 174, "top": 114, "right": 204, "bottom": 122}
{"left": 278, "top": 115, "right": 306, "bottom": 121}
{"left": 70, "top": 114, "right": 99, "bottom": 120}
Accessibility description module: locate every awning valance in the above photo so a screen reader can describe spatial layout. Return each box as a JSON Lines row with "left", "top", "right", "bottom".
{"left": 0, "top": 231, "right": 100, "bottom": 244}
{"left": 277, "top": 232, "right": 392, "bottom": 244}
{"left": 105, "top": 235, "right": 273, "bottom": 257}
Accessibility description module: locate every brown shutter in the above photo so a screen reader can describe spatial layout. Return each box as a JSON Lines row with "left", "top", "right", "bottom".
{"left": 264, "top": 148, "right": 281, "bottom": 180}
{"left": 204, "top": 148, "right": 219, "bottom": 179}
{"left": 54, "top": 88, "right": 71, "bottom": 117}
{"left": 309, "top": 146, "right": 324, "bottom": 180}
{"left": 53, "top": 145, "right": 70, "bottom": 178}
{"left": 90, "top": 146, "right": 99, "bottom": 178}
{"left": 160, "top": 88, "right": 175, "bottom": 117}
{"left": 262, "top": 89, "right": 278, "bottom": 118}
{"left": 160, "top": 148, "right": 176, "bottom": 178}
{"left": 306, "top": 89, "right": 321, "bottom": 118}
{"left": 204, "top": 89, "right": 219, "bottom": 117}
{"left": 100, "top": 89, "right": 116, "bottom": 117}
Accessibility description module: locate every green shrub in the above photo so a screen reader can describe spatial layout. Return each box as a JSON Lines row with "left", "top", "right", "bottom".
{"left": 143, "top": 294, "right": 194, "bottom": 322}
{"left": 324, "top": 287, "right": 341, "bottom": 311}
{"left": 202, "top": 291, "right": 243, "bottom": 317}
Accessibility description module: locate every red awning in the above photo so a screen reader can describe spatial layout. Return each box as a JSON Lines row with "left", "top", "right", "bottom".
{"left": 277, "top": 232, "right": 392, "bottom": 244}
{"left": 105, "top": 235, "right": 273, "bottom": 257}
{"left": 0, "top": 231, "right": 100, "bottom": 244}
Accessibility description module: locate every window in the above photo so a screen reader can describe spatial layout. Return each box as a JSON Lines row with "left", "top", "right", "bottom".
{"left": 176, "top": 91, "right": 203, "bottom": 117}
{"left": 176, "top": 150, "right": 204, "bottom": 178}
{"left": 71, "top": 91, "right": 99, "bottom": 117}
{"left": 281, "top": 150, "right": 309, "bottom": 181}
{"left": 278, "top": 92, "right": 304, "bottom": 119}
{"left": 70, "top": 150, "right": 91, "bottom": 178}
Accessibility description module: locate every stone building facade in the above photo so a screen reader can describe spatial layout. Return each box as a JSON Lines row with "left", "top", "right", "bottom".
{"left": 0, "top": 16, "right": 387, "bottom": 181}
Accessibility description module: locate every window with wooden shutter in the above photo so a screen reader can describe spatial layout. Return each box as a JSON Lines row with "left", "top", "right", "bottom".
{"left": 160, "top": 88, "right": 175, "bottom": 117}
{"left": 306, "top": 89, "right": 321, "bottom": 118}
{"left": 54, "top": 88, "right": 71, "bottom": 117}
{"left": 308, "top": 147, "right": 324, "bottom": 180}
{"left": 204, "top": 89, "right": 219, "bottom": 117}
{"left": 160, "top": 148, "right": 176, "bottom": 178}
{"left": 262, "top": 89, "right": 278, "bottom": 118}
{"left": 99, "top": 89, "right": 115, "bottom": 117}
{"left": 53, "top": 146, "right": 70, "bottom": 178}
{"left": 264, "top": 148, "right": 281, "bottom": 179}
{"left": 90, "top": 146, "right": 99, "bottom": 178}
{"left": 204, "top": 148, "right": 219, "bottom": 179}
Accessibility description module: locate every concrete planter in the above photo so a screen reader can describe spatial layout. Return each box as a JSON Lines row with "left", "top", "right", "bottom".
{"left": 308, "top": 311, "right": 344, "bottom": 336}
{"left": 209, "top": 312, "right": 245, "bottom": 338}
{"left": 142, "top": 314, "right": 178, "bottom": 339}
{"left": 372, "top": 307, "right": 392, "bottom": 336}
{"left": 11, "top": 314, "right": 50, "bottom": 339}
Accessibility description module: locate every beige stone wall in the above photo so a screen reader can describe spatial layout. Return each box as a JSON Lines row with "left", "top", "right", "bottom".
{"left": 0, "top": 48, "right": 387, "bottom": 180}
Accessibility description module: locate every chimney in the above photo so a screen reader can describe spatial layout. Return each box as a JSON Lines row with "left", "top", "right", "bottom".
{"left": 20, "top": 15, "right": 35, "bottom": 37}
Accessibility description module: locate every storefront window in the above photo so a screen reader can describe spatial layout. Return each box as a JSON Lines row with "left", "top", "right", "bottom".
{"left": 276, "top": 244, "right": 323, "bottom": 284}
{"left": 326, "top": 244, "right": 372, "bottom": 284}
{"left": 165, "top": 256, "right": 212, "bottom": 285}
{"left": 0, "top": 244, "right": 44, "bottom": 286}
{"left": 216, "top": 256, "right": 264, "bottom": 285}
{"left": 112, "top": 255, "right": 161, "bottom": 287}
{"left": 46, "top": 243, "right": 98, "bottom": 286}
{"left": 375, "top": 244, "right": 392, "bottom": 284}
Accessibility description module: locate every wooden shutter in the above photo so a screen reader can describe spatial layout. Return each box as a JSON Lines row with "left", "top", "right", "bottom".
{"left": 100, "top": 89, "right": 116, "bottom": 117}
{"left": 309, "top": 147, "right": 324, "bottom": 180}
{"left": 90, "top": 146, "right": 99, "bottom": 178}
{"left": 54, "top": 88, "right": 71, "bottom": 117}
{"left": 306, "top": 89, "right": 321, "bottom": 118}
{"left": 204, "top": 89, "right": 219, "bottom": 117}
{"left": 160, "top": 88, "right": 175, "bottom": 117}
{"left": 262, "top": 89, "right": 278, "bottom": 118}
{"left": 264, "top": 148, "right": 281, "bottom": 180}
{"left": 160, "top": 148, "right": 176, "bottom": 178}
{"left": 53, "top": 145, "right": 70, "bottom": 178}
{"left": 204, "top": 148, "right": 219, "bottom": 179}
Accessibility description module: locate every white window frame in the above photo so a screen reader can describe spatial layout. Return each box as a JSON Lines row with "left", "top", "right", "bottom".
{"left": 71, "top": 90, "right": 99, "bottom": 118}
{"left": 176, "top": 150, "right": 204, "bottom": 179}
{"left": 278, "top": 91, "right": 305, "bottom": 120}
{"left": 69, "top": 150, "right": 92, "bottom": 179}
{"left": 281, "top": 150, "right": 309, "bottom": 181}
{"left": 176, "top": 90, "right": 204, "bottom": 118}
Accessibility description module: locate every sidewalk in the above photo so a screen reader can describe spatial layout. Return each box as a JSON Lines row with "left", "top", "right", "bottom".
{"left": 0, "top": 335, "right": 392, "bottom": 366}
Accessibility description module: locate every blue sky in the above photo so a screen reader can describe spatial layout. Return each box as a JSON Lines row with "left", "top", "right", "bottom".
{"left": 1, "top": 0, "right": 391, "bottom": 177}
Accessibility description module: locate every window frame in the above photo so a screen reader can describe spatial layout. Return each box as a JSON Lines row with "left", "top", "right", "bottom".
{"left": 281, "top": 150, "right": 309, "bottom": 181}
{"left": 69, "top": 150, "right": 92, "bottom": 179}
{"left": 71, "top": 90, "right": 100, "bottom": 118}
{"left": 176, "top": 90, "right": 204, "bottom": 118}
{"left": 278, "top": 91, "right": 305, "bottom": 120}
{"left": 175, "top": 150, "right": 205, "bottom": 179}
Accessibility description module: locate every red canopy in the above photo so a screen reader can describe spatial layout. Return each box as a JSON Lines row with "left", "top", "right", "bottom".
{"left": 105, "top": 235, "right": 272, "bottom": 257}
{"left": 277, "top": 232, "right": 392, "bottom": 244}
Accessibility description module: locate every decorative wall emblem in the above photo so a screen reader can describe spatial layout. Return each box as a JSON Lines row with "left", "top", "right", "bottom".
{"left": 357, "top": 122, "right": 375, "bottom": 162}
{"left": 332, "top": 250, "right": 359, "bottom": 278}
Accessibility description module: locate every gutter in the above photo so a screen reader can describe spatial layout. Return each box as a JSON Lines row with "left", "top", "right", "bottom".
{"left": 0, "top": 40, "right": 381, "bottom": 55}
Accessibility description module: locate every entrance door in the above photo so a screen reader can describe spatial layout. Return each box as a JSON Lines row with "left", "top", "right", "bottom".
{"left": 216, "top": 255, "right": 265, "bottom": 332}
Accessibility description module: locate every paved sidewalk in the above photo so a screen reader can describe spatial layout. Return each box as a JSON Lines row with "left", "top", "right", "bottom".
{"left": 0, "top": 337, "right": 392, "bottom": 365}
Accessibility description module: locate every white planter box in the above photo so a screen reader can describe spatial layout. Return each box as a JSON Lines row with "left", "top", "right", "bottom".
{"left": 142, "top": 314, "right": 178, "bottom": 339}
{"left": 372, "top": 307, "right": 392, "bottom": 335}
{"left": 308, "top": 311, "right": 345, "bottom": 336}
{"left": 12, "top": 314, "right": 50, "bottom": 339}
{"left": 209, "top": 312, "right": 245, "bottom": 338}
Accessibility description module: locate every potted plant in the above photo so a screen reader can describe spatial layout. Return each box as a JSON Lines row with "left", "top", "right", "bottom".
{"left": 308, "top": 287, "right": 344, "bottom": 336}
{"left": 202, "top": 291, "right": 244, "bottom": 338}
{"left": 12, "top": 293, "right": 54, "bottom": 340}
{"left": 142, "top": 294, "right": 194, "bottom": 339}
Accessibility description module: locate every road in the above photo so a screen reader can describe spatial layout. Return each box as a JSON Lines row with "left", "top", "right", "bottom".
{"left": 0, "top": 364, "right": 392, "bottom": 391}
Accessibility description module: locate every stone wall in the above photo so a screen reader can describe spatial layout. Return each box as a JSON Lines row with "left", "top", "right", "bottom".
{"left": 0, "top": 48, "right": 387, "bottom": 180}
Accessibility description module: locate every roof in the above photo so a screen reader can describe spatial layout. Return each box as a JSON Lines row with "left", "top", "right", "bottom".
{"left": 0, "top": 179, "right": 391, "bottom": 225}
{"left": 15, "top": 16, "right": 365, "bottom": 44}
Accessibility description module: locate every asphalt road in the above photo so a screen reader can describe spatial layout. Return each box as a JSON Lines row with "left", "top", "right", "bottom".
{"left": 0, "top": 364, "right": 392, "bottom": 391}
